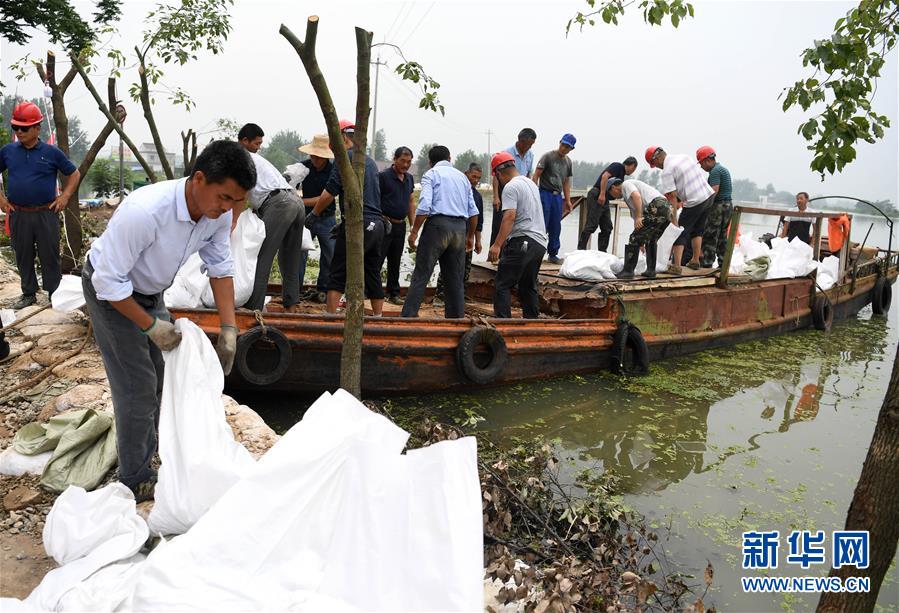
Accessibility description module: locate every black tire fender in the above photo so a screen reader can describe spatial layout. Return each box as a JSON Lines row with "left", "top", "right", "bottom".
{"left": 611, "top": 323, "right": 649, "bottom": 376}
{"left": 811, "top": 295, "right": 833, "bottom": 331}
{"left": 234, "top": 325, "right": 292, "bottom": 386}
{"left": 456, "top": 326, "right": 508, "bottom": 385}
{"left": 872, "top": 277, "right": 892, "bottom": 316}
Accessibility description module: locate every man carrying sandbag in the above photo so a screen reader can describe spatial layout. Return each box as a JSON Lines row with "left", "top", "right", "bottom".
{"left": 82, "top": 140, "right": 256, "bottom": 502}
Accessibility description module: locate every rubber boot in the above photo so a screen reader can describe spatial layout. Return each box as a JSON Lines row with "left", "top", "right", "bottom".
{"left": 642, "top": 242, "right": 658, "bottom": 279}
{"left": 617, "top": 245, "right": 639, "bottom": 279}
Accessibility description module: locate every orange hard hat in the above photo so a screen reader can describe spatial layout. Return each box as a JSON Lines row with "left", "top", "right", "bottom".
{"left": 645, "top": 146, "right": 662, "bottom": 166}
{"left": 491, "top": 151, "right": 515, "bottom": 173}
{"left": 11, "top": 102, "right": 43, "bottom": 127}
{"left": 696, "top": 145, "right": 716, "bottom": 162}
{"left": 338, "top": 119, "right": 355, "bottom": 132}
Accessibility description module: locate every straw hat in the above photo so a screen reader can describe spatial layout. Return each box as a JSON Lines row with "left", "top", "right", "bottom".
{"left": 298, "top": 134, "right": 334, "bottom": 158}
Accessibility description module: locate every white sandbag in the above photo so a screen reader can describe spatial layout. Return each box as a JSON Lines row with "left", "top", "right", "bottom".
{"left": 302, "top": 226, "right": 315, "bottom": 251}
{"left": 767, "top": 237, "right": 817, "bottom": 280}
{"left": 147, "top": 319, "right": 255, "bottom": 536}
{"left": 133, "top": 389, "right": 483, "bottom": 612}
{"left": 656, "top": 223, "right": 683, "bottom": 271}
{"left": 284, "top": 163, "right": 310, "bottom": 188}
{"left": 0, "top": 483, "right": 148, "bottom": 612}
{"left": 51, "top": 275, "right": 86, "bottom": 312}
{"left": 200, "top": 210, "right": 266, "bottom": 308}
{"left": 559, "top": 250, "right": 619, "bottom": 281}
{"left": 57, "top": 553, "right": 146, "bottom": 613}
{"left": 738, "top": 231, "right": 771, "bottom": 261}
{"left": 817, "top": 255, "right": 840, "bottom": 291}
{"left": 728, "top": 249, "right": 746, "bottom": 275}
{"left": 163, "top": 253, "right": 205, "bottom": 309}
{"left": 0, "top": 446, "right": 52, "bottom": 477}
{"left": 0, "top": 308, "right": 14, "bottom": 327}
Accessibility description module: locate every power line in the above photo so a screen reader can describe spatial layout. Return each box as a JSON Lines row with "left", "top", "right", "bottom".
{"left": 384, "top": 1, "right": 409, "bottom": 41}
{"left": 390, "top": 2, "right": 417, "bottom": 42}
{"left": 400, "top": 2, "right": 436, "bottom": 48}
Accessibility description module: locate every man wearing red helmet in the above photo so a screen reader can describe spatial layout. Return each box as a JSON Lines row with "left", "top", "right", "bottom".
{"left": 697, "top": 146, "right": 733, "bottom": 268}
{"left": 645, "top": 146, "right": 714, "bottom": 273}
{"left": 489, "top": 151, "right": 547, "bottom": 318}
{"left": 1, "top": 101, "right": 81, "bottom": 309}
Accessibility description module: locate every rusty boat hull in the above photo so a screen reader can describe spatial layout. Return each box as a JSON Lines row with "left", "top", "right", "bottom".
{"left": 170, "top": 250, "right": 897, "bottom": 396}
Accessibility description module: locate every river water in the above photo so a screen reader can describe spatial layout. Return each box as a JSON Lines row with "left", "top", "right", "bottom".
{"left": 255, "top": 212, "right": 899, "bottom": 612}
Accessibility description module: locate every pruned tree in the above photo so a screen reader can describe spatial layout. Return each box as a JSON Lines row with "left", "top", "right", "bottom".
{"left": 280, "top": 16, "right": 444, "bottom": 397}
{"left": 31, "top": 51, "right": 119, "bottom": 271}
{"left": 181, "top": 129, "right": 197, "bottom": 176}
{"left": 116, "top": 0, "right": 234, "bottom": 180}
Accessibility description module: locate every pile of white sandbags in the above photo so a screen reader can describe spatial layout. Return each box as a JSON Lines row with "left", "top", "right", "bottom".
{"left": 2, "top": 320, "right": 484, "bottom": 613}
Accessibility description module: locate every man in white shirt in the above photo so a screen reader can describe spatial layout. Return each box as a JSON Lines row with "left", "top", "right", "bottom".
{"left": 646, "top": 146, "right": 715, "bottom": 273}
{"left": 236, "top": 123, "right": 306, "bottom": 311}
{"left": 82, "top": 140, "right": 256, "bottom": 502}
{"left": 606, "top": 178, "right": 671, "bottom": 279}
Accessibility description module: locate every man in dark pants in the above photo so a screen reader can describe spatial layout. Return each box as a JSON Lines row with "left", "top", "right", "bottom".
{"left": 82, "top": 140, "right": 255, "bottom": 502}
{"left": 491, "top": 128, "right": 536, "bottom": 245}
{"left": 237, "top": 123, "right": 305, "bottom": 312}
{"left": 378, "top": 146, "right": 415, "bottom": 305}
{"left": 401, "top": 146, "right": 479, "bottom": 318}
{"left": 297, "top": 134, "right": 336, "bottom": 303}
{"left": 306, "top": 120, "right": 386, "bottom": 316}
{"left": 489, "top": 152, "right": 547, "bottom": 319}
{"left": 436, "top": 162, "right": 484, "bottom": 300}
{"left": 0, "top": 102, "right": 81, "bottom": 309}
{"left": 697, "top": 146, "right": 734, "bottom": 268}
{"left": 578, "top": 156, "right": 638, "bottom": 251}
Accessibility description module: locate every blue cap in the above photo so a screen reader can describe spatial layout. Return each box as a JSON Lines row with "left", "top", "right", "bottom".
{"left": 606, "top": 177, "right": 623, "bottom": 192}
{"left": 561, "top": 133, "right": 577, "bottom": 148}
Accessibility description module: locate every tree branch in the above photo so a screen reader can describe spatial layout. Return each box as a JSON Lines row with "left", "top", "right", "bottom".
{"left": 71, "top": 53, "right": 158, "bottom": 182}
{"left": 136, "top": 47, "right": 175, "bottom": 180}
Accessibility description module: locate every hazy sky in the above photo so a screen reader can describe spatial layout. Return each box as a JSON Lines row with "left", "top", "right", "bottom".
{"left": 2, "top": 0, "right": 897, "bottom": 203}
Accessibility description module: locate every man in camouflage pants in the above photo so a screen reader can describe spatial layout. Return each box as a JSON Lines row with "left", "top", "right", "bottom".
{"left": 697, "top": 146, "right": 733, "bottom": 268}
{"left": 607, "top": 178, "right": 671, "bottom": 279}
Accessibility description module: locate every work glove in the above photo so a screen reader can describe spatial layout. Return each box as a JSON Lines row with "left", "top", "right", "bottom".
{"left": 142, "top": 318, "right": 182, "bottom": 351}
{"left": 304, "top": 211, "right": 319, "bottom": 231}
{"left": 216, "top": 325, "right": 238, "bottom": 375}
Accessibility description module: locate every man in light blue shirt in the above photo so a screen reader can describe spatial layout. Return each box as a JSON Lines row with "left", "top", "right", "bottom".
{"left": 491, "top": 128, "right": 537, "bottom": 245}
{"left": 402, "top": 145, "right": 479, "bottom": 318}
{"left": 82, "top": 140, "right": 256, "bottom": 503}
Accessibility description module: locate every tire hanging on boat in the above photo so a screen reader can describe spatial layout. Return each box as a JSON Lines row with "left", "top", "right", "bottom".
{"left": 234, "top": 325, "right": 292, "bottom": 386}
{"left": 871, "top": 277, "right": 892, "bottom": 315}
{"left": 811, "top": 295, "right": 833, "bottom": 331}
{"left": 611, "top": 322, "right": 649, "bottom": 376}
{"left": 456, "top": 326, "right": 508, "bottom": 385}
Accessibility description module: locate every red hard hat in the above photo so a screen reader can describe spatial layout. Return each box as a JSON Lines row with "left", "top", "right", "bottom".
{"left": 11, "top": 102, "right": 43, "bottom": 127}
{"left": 696, "top": 145, "right": 716, "bottom": 162}
{"left": 338, "top": 119, "right": 355, "bottom": 132}
{"left": 645, "top": 146, "right": 661, "bottom": 166}
{"left": 491, "top": 151, "right": 515, "bottom": 172}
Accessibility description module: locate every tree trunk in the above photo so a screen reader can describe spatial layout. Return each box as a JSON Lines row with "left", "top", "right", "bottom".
{"left": 136, "top": 48, "right": 175, "bottom": 180}
{"left": 70, "top": 54, "right": 158, "bottom": 183}
{"left": 280, "top": 17, "right": 372, "bottom": 399}
{"left": 181, "top": 129, "right": 197, "bottom": 176}
{"left": 818, "top": 344, "right": 899, "bottom": 612}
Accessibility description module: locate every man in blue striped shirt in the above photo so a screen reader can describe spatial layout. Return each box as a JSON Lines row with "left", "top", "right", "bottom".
{"left": 401, "top": 146, "right": 480, "bottom": 318}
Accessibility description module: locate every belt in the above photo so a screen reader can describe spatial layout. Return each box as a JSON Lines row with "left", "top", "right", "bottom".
{"left": 384, "top": 215, "right": 406, "bottom": 224}
{"left": 261, "top": 188, "right": 292, "bottom": 207}
{"left": 540, "top": 188, "right": 562, "bottom": 196}
{"left": 8, "top": 202, "right": 54, "bottom": 213}
{"left": 429, "top": 214, "right": 466, "bottom": 220}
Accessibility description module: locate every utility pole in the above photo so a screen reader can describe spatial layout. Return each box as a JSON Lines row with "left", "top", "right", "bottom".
{"left": 370, "top": 55, "right": 389, "bottom": 159}
{"left": 485, "top": 128, "right": 493, "bottom": 168}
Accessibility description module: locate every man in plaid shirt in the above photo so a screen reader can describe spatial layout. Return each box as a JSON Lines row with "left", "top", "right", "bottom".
{"left": 646, "top": 146, "right": 715, "bottom": 273}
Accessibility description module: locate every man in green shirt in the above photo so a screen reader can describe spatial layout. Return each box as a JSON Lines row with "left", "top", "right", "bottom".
{"left": 697, "top": 146, "right": 733, "bottom": 268}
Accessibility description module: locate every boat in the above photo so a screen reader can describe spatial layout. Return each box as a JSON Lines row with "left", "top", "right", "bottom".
{"left": 171, "top": 203, "right": 897, "bottom": 395}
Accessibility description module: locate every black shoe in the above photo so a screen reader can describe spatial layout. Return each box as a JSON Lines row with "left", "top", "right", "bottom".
{"left": 642, "top": 243, "right": 658, "bottom": 279}
{"left": 387, "top": 295, "right": 404, "bottom": 306}
{"left": 548, "top": 255, "right": 564, "bottom": 265}
{"left": 11, "top": 294, "right": 36, "bottom": 310}
{"left": 617, "top": 245, "right": 639, "bottom": 279}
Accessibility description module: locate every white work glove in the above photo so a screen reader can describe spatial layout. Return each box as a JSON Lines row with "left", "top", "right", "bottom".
{"left": 142, "top": 318, "right": 182, "bottom": 351}
{"left": 216, "top": 325, "right": 238, "bottom": 375}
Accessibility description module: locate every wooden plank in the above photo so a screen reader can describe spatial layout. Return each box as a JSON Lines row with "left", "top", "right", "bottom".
{"left": 734, "top": 205, "right": 847, "bottom": 220}
{"left": 717, "top": 209, "right": 742, "bottom": 288}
